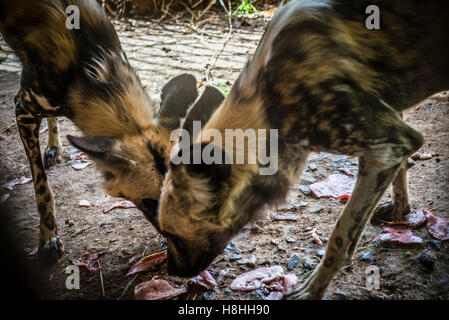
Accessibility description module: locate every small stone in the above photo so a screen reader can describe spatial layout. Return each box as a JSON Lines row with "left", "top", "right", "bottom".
{"left": 251, "top": 289, "right": 267, "bottom": 300}
{"left": 273, "top": 214, "right": 297, "bottom": 221}
{"left": 287, "top": 254, "right": 300, "bottom": 271}
{"left": 302, "top": 257, "right": 314, "bottom": 270}
{"left": 277, "top": 244, "right": 284, "bottom": 251}
{"left": 293, "top": 201, "right": 308, "bottom": 208}
{"left": 358, "top": 251, "right": 375, "bottom": 262}
{"left": 285, "top": 237, "right": 296, "bottom": 243}
{"left": 431, "top": 240, "right": 442, "bottom": 249}
{"left": 300, "top": 178, "right": 317, "bottom": 186}
{"left": 308, "top": 163, "right": 318, "bottom": 171}
{"left": 317, "top": 249, "right": 325, "bottom": 257}
{"left": 203, "top": 292, "right": 216, "bottom": 300}
{"left": 238, "top": 254, "right": 257, "bottom": 268}
{"left": 309, "top": 205, "right": 323, "bottom": 213}
{"left": 418, "top": 252, "right": 434, "bottom": 270}
{"left": 437, "top": 275, "right": 449, "bottom": 285}
{"left": 229, "top": 254, "right": 242, "bottom": 261}
{"left": 259, "top": 259, "right": 271, "bottom": 266}
{"left": 344, "top": 264, "right": 353, "bottom": 270}
{"left": 224, "top": 241, "right": 240, "bottom": 254}
{"left": 299, "top": 185, "right": 312, "bottom": 196}
{"left": 78, "top": 199, "right": 91, "bottom": 208}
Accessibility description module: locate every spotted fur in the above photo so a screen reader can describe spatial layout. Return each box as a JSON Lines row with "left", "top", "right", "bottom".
{"left": 156, "top": 0, "right": 448, "bottom": 299}
{"left": 1, "top": 0, "right": 224, "bottom": 265}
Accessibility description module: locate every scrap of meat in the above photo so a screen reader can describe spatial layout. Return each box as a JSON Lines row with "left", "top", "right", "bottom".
{"left": 373, "top": 225, "right": 423, "bottom": 246}
{"left": 71, "top": 152, "right": 93, "bottom": 170}
{"left": 187, "top": 270, "right": 217, "bottom": 291}
{"left": 425, "top": 211, "right": 449, "bottom": 241}
{"left": 230, "top": 266, "right": 284, "bottom": 291}
{"left": 304, "top": 227, "right": 323, "bottom": 245}
{"left": 70, "top": 252, "right": 105, "bottom": 274}
{"left": 406, "top": 209, "right": 428, "bottom": 228}
{"left": 4, "top": 176, "right": 33, "bottom": 191}
{"left": 310, "top": 174, "right": 356, "bottom": 198}
{"left": 126, "top": 251, "right": 167, "bottom": 278}
{"left": 265, "top": 273, "right": 298, "bottom": 300}
{"left": 72, "top": 160, "right": 93, "bottom": 170}
{"left": 230, "top": 265, "right": 297, "bottom": 299}
{"left": 134, "top": 277, "right": 186, "bottom": 300}
{"left": 103, "top": 199, "right": 136, "bottom": 213}
{"left": 71, "top": 152, "right": 89, "bottom": 161}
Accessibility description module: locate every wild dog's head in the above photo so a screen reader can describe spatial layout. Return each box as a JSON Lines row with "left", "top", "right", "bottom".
{"left": 156, "top": 100, "right": 269, "bottom": 275}
{"left": 68, "top": 74, "right": 225, "bottom": 226}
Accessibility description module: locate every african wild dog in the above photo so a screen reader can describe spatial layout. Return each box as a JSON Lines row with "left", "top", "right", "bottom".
{"left": 0, "top": 0, "right": 224, "bottom": 265}
{"left": 153, "top": 0, "right": 449, "bottom": 299}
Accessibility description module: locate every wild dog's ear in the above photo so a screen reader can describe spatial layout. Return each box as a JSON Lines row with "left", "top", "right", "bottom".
{"left": 171, "top": 143, "right": 231, "bottom": 191}
{"left": 183, "top": 86, "right": 225, "bottom": 140}
{"left": 156, "top": 74, "right": 198, "bottom": 131}
{"left": 67, "top": 135, "right": 133, "bottom": 169}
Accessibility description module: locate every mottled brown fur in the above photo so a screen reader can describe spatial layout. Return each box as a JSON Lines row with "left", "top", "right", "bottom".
{"left": 1, "top": 0, "right": 223, "bottom": 265}
{"left": 156, "top": 0, "right": 448, "bottom": 298}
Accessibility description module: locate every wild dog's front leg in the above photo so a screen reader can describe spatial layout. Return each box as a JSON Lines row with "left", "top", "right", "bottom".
{"left": 16, "top": 102, "right": 63, "bottom": 265}
{"left": 44, "top": 117, "right": 63, "bottom": 169}
{"left": 285, "top": 118, "right": 423, "bottom": 300}
{"left": 286, "top": 155, "right": 409, "bottom": 299}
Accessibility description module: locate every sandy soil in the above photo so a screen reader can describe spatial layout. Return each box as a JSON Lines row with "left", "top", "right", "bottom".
{"left": 0, "top": 13, "right": 448, "bottom": 300}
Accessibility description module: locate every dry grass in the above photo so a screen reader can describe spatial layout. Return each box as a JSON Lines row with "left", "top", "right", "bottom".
{"left": 99, "top": 0, "right": 280, "bottom": 17}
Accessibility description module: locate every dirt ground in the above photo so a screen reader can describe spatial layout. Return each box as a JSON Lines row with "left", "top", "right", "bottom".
{"left": 0, "top": 12, "right": 448, "bottom": 300}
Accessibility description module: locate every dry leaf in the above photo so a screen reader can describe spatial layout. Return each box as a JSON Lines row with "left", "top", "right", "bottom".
{"left": 103, "top": 199, "right": 136, "bottom": 213}
{"left": 71, "top": 252, "right": 105, "bottom": 274}
{"left": 126, "top": 250, "right": 167, "bottom": 278}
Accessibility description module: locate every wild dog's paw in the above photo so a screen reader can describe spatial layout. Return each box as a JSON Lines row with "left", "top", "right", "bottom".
{"left": 370, "top": 200, "right": 410, "bottom": 225}
{"left": 283, "top": 283, "right": 324, "bottom": 300}
{"left": 44, "top": 146, "right": 63, "bottom": 169}
{"left": 39, "top": 236, "right": 64, "bottom": 266}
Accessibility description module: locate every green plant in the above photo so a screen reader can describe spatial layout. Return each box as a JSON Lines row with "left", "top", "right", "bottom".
{"left": 233, "top": 0, "right": 257, "bottom": 16}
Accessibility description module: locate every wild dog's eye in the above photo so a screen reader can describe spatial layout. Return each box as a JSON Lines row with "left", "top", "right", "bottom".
{"left": 103, "top": 171, "right": 114, "bottom": 180}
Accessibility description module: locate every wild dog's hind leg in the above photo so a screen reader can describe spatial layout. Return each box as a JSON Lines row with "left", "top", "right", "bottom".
{"left": 371, "top": 162, "right": 410, "bottom": 223}
{"left": 44, "top": 117, "right": 63, "bottom": 169}
{"left": 371, "top": 113, "right": 412, "bottom": 223}
{"left": 285, "top": 109, "right": 423, "bottom": 300}
{"left": 16, "top": 100, "right": 63, "bottom": 265}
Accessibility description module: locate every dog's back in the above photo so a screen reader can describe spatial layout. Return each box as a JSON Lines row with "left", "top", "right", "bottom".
{"left": 0, "top": 0, "right": 123, "bottom": 108}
